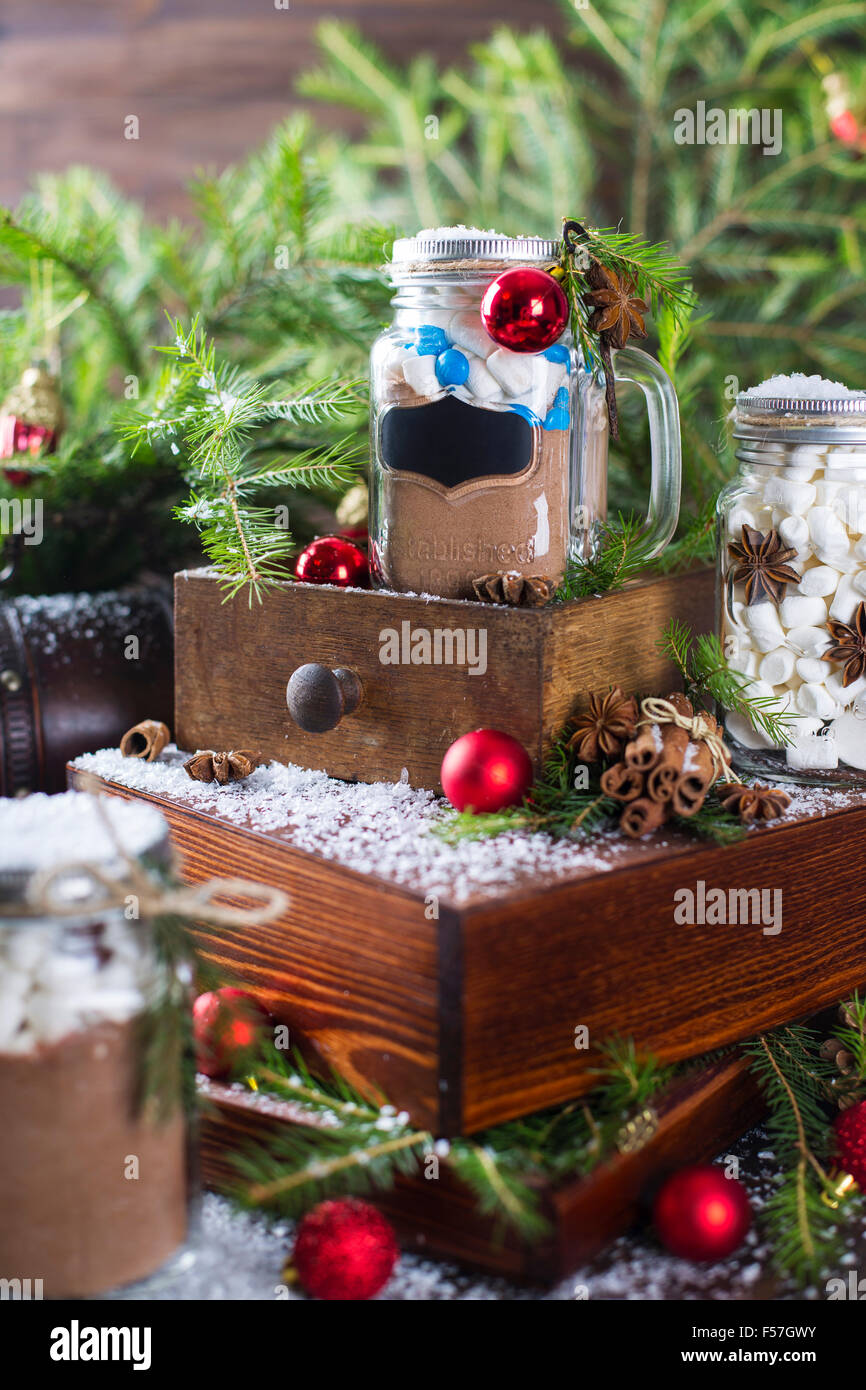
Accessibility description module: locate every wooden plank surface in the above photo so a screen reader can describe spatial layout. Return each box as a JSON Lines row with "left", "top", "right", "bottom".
{"left": 198, "top": 1055, "right": 765, "bottom": 1282}
{"left": 0, "top": 0, "right": 566, "bottom": 218}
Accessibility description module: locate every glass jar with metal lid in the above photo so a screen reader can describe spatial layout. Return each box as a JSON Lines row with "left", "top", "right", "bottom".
{"left": 0, "top": 791, "right": 194, "bottom": 1297}
{"left": 369, "top": 227, "right": 682, "bottom": 600}
{"left": 717, "top": 381, "right": 866, "bottom": 783}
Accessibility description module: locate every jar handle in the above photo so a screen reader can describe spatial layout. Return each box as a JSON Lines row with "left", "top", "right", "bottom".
{"left": 612, "top": 345, "right": 682, "bottom": 560}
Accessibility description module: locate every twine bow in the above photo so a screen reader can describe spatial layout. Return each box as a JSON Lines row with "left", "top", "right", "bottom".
{"left": 639, "top": 696, "right": 741, "bottom": 785}
{"left": 25, "top": 860, "right": 288, "bottom": 926}
{"left": 14, "top": 791, "right": 288, "bottom": 926}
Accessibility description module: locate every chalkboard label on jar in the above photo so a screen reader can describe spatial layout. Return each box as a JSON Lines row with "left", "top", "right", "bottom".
{"left": 379, "top": 395, "right": 534, "bottom": 491}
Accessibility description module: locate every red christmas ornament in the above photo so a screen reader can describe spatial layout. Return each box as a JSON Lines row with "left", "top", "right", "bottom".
{"left": 1, "top": 363, "right": 61, "bottom": 487}
{"left": 440, "top": 728, "right": 533, "bottom": 813}
{"left": 291, "top": 1198, "right": 399, "bottom": 1301}
{"left": 295, "top": 535, "right": 369, "bottom": 588}
{"left": 192, "top": 987, "right": 267, "bottom": 1078}
{"left": 653, "top": 1165, "right": 752, "bottom": 1261}
{"left": 834, "top": 1098, "right": 866, "bottom": 1187}
{"left": 480, "top": 266, "right": 569, "bottom": 354}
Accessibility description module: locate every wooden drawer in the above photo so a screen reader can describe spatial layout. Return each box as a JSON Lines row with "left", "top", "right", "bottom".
{"left": 173, "top": 568, "right": 715, "bottom": 791}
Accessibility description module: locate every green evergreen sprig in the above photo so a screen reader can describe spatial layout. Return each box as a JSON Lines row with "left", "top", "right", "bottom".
{"left": 659, "top": 618, "right": 799, "bottom": 746}
{"left": 742, "top": 1018, "right": 866, "bottom": 1283}
{"left": 124, "top": 318, "right": 365, "bottom": 601}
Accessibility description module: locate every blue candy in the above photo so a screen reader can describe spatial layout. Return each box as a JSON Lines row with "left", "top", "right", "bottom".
{"left": 510, "top": 404, "right": 540, "bottom": 426}
{"left": 554, "top": 387, "right": 569, "bottom": 409}
{"left": 435, "top": 348, "right": 470, "bottom": 387}
{"left": 414, "top": 324, "right": 450, "bottom": 356}
{"left": 543, "top": 344, "right": 571, "bottom": 367}
{"left": 543, "top": 407, "right": 570, "bottom": 431}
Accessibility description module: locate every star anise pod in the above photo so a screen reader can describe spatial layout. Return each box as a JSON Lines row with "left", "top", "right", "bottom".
{"left": 727, "top": 524, "right": 800, "bottom": 606}
{"left": 567, "top": 687, "right": 639, "bottom": 762}
{"left": 582, "top": 263, "right": 647, "bottom": 350}
{"left": 471, "top": 571, "right": 554, "bottom": 607}
{"left": 716, "top": 781, "right": 791, "bottom": 824}
{"left": 184, "top": 749, "right": 260, "bottom": 784}
{"left": 823, "top": 601, "right": 866, "bottom": 687}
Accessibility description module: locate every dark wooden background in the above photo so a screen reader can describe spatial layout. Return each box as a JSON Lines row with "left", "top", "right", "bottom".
{"left": 0, "top": 0, "right": 565, "bottom": 219}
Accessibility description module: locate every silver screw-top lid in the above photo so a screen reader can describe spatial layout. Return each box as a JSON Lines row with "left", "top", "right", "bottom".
{"left": 390, "top": 226, "right": 559, "bottom": 271}
{"left": 734, "top": 388, "right": 866, "bottom": 446}
{"left": 0, "top": 791, "right": 171, "bottom": 912}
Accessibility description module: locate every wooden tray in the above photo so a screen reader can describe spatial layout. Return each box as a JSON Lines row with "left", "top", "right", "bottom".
{"left": 69, "top": 762, "right": 866, "bottom": 1136}
{"left": 198, "top": 1055, "right": 765, "bottom": 1282}
{"left": 173, "top": 567, "right": 715, "bottom": 792}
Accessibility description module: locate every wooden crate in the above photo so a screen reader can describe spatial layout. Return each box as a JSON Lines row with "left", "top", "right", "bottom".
{"left": 174, "top": 567, "right": 715, "bottom": 792}
{"left": 198, "top": 1056, "right": 765, "bottom": 1282}
{"left": 69, "top": 764, "right": 866, "bottom": 1136}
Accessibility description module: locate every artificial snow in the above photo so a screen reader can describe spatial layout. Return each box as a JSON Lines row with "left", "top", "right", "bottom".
{"left": 72, "top": 747, "right": 630, "bottom": 903}
{"left": 71, "top": 747, "right": 861, "bottom": 905}
{"left": 742, "top": 373, "right": 865, "bottom": 400}
{"left": 0, "top": 789, "right": 166, "bottom": 873}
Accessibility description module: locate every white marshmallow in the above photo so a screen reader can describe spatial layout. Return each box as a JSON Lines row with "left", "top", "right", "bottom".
{"left": 808, "top": 506, "right": 848, "bottom": 550}
{"left": 544, "top": 360, "right": 568, "bottom": 407}
{"left": 380, "top": 344, "right": 413, "bottom": 382}
{"left": 486, "top": 347, "right": 540, "bottom": 398}
{"left": 402, "top": 354, "right": 440, "bottom": 397}
{"left": 831, "top": 711, "right": 866, "bottom": 769}
{"left": 786, "top": 733, "right": 839, "bottom": 770}
{"left": 796, "top": 683, "right": 840, "bottom": 718}
{"left": 786, "top": 625, "right": 831, "bottom": 657}
{"left": 514, "top": 382, "right": 549, "bottom": 421}
{"left": 723, "top": 711, "right": 775, "bottom": 750}
{"left": 448, "top": 310, "right": 495, "bottom": 359}
{"left": 855, "top": 537, "right": 866, "bottom": 562}
{"left": 816, "top": 545, "right": 857, "bottom": 572}
{"left": 728, "top": 505, "right": 758, "bottom": 536}
{"left": 763, "top": 476, "right": 816, "bottom": 514}
{"left": 852, "top": 570, "right": 866, "bottom": 597}
{"left": 779, "top": 593, "right": 828, "bottom": 628}
{"left": 830, "top": 574, "right": 860, "bottom": 623}
{"left": 796, "top": 656, "right": 830, "bottom": 683}
{"left": 759, "top": 648, "right": 795, "bottom": 686}
{"left": 0, "top": 990, "right": 27, "bottom": 1050}
{"left": 465, "top": 356, "right": 503, "bottom": 401}
{"left": 744, "top": 603, "right": 786, "bottom": 652}
{"left": 798, "top": 565, "right": 840, "bottom": 597}
{"left": 778, "top": 514, "right": 809, "bottom": 551}
{"left": 825, "top": 669, "right": 866, "bottom": 706}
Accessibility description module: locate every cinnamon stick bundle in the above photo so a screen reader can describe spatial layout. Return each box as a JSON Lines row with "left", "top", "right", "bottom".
{"left": 619, "top": 796, "right": 667, "bottom": 839}
{"left": 599, "top": 761, "right": 645, "bottom": 803}
{"left": 624, "top": 727, "right": 661, "bottom": 772}
{"left": 646, "top": 722, "right": 690, "bottom": 802}
{"left": 671, "top": 739, "right": 715, "bottom": 818}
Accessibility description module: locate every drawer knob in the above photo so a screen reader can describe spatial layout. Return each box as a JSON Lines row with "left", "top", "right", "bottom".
{"left": 286, "top": 664, "right": 362, "bottom": 733}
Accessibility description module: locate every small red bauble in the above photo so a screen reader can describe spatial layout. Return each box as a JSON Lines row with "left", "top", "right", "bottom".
{"left": 653, "top": 1165, "right": 752, "bottom": 1262}
{"left": 834, "top": 1098, "right": 866, "bottom": 1187}
{"left": 192, "top": 987, "right": 267, "bottom": 1078}
{"left": 480, "top": 266, "right": 569, "bottom": 354}
{"left": 295, "top": 535, "right": 369, "bottom": 588}
{"left": 440, "top": 728, "right": 533, "bottom": 813}
{"left": 292, "top": 1198, "right": 399, "bottom": 1301}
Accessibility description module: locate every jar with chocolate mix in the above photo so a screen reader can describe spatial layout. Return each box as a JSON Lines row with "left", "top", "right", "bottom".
{"left": 718, "top": 377, "right": 866, "bottom": 783}
{"left": 369, "top": 228, "right": 682, "bottom": 599}
{"left": 0, "top": 792, "right": 194, "bottom": 1297}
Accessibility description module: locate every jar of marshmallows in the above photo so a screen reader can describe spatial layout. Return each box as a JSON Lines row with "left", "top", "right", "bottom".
{"left": 718, "top": 375, "right": 866, "bottom": 784}
{"left": 0, "top": 792, "right": 193, "bottom": 1297}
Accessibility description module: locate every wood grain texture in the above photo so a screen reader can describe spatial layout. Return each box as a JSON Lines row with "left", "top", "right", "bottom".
{"left": 70, "top": 762, "right": 866, "bottom": 1136}
{"left": 0, "top": 0, "right": 565, "bottom": 219}
{"left": 174, "top": 568, "right": 716, "bottom": 791}
{"left": 198, "top": 1056, "right": 765, "bottom": 1281}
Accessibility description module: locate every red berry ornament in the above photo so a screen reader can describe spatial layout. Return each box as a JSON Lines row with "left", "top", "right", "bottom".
{"left": 295, "top": 535, "right": 369, "bottom": 588}
{"left": 193, "top": 987, "right": 267, "bottom": 1078}
{"left": 480, "top": 266, "right": 569, "bottom": 354}
{"left": 834, "top": 1098, "right": 866, "bottom": 1188}
{"left": 440, "top": 728, "right": 533, "bottom": 813}
{"left": 292, "top": 1199, "right": 399, "bottom": 1301}
{"left": 653, "top": 1165, "right": 752, "bottom": 1262}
